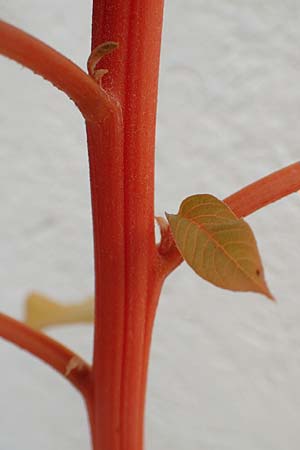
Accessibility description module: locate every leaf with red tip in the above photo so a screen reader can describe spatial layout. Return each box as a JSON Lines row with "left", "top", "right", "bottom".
{"left": 166, "top": 194, "right": 273, "bottom": 299}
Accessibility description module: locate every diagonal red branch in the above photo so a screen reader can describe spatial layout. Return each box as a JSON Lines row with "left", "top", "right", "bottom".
{"left": 0, "top": 312, "right": 92, "bottom": 397}
{"left": 223, "top": 161, "right": 300, "bottom": 217}
{"left": 160, "top": 161, "right": 300, "bottom": 276}
{"left": 0, "top": 20, "right": 118, "bottom": 123}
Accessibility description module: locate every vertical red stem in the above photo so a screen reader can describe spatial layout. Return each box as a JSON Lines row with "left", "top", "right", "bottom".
{"left": 87, "top": 2, "right": 164, "bottom": 450}
{"left": 86, "top": 113, "right": 125, "bottom": 450}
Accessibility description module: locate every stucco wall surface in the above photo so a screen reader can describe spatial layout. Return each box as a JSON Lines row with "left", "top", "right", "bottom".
{"left": 1, "top": 1, "right": 300, "bottom": 449}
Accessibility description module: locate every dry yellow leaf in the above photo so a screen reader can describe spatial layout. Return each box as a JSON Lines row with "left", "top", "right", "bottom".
{"left": 166, "top": 194, "right": 273, "bottom": 299}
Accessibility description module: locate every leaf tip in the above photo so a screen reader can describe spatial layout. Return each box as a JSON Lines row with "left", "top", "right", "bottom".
{"left": 260, "top": 283, "right": 275, "bottom": 302}
{"left": 266, "top": 290, "right": 276, "bottom": 302}
{"left": 87, "top": 41, "right": 119, "bottom": 82}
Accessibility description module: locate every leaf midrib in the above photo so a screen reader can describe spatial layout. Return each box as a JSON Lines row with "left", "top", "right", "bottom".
{"left": 178, "top": 214, "right": 264, "bottom": 292}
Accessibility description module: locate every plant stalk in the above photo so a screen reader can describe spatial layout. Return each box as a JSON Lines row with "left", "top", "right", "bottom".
{"left": 88, "top": 1, "right": 164, "bottom": 450}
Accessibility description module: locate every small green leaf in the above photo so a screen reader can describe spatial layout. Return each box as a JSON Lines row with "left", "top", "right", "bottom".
{"left": 166, "top": 194, "right": 273, "bottom": 299}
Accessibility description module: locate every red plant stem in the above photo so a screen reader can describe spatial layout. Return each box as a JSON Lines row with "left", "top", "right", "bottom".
{"left": 88, "top": 2, "right": 164, "bottom": 450}
{"left": 0, "top": 20, "right": 116, "bottom": 123}
{"left": 0, "top": 312, "right": 92, "bottom": 397}
{"left": 160, "top": 161, "right": 300, "bottom": 276}
{"left": 85, "top": 116, "right": 125, "bottom": 450}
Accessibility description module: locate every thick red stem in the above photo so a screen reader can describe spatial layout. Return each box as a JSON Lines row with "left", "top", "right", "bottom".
{"left": 89, "top": 2, "right": 164, "bottom": 450}
{"left": 0, "top": 16, "right": 164, "bottom": 450}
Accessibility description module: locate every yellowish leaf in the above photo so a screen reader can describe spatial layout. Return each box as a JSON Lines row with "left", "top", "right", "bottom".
{"left": 25, "top": 292, "right": 94, "bottom": 330}
{"left": 166, "top": 194, "right": 273, "bottom": 299}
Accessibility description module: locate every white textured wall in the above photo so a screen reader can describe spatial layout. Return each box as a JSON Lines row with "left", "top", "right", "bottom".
{"left": 1, "top": 1, "right": 300, "bottom": 449}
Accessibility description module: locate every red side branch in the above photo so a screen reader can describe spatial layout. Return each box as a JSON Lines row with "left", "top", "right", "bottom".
{"left": 224, "top": 161, "right": 300, "bottom": 217}
{"left": 0, "top": 20, "right": 118, "bottom": 123}
{"left": 160, "top": 161, "right": 300, "bottom": 276}
{"left": 0, "top": 312, "right": 92, "bottom": 397}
